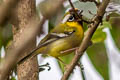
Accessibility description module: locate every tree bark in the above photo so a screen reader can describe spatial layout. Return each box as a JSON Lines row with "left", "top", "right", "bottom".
{"left": 10, "top": 0, "right": 39, "bottom": 80}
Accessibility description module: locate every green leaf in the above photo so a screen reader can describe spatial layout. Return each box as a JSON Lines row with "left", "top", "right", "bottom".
{"left": 58, "top": 52, "right": 74, "bottom": 72}
{"left": 11, "top": 77, "right": 16, "bottom": 80}
{"left": 109, "top": 17, "right": 120, "bottom": 50}
{"left": 92, "top": 29, "right": 107, "bottom": 43}
{"left": 83, "top": 22, "right": 88, "bottom": 31}
{"left": 48, "top": 21, "right": 55, "bottom": 32}
{"left": 87, "top": 42, "right": 109, "bottom": 80}
{"left": 100, "top": 21, "right": 112, "bottom": 29}
{"left": 108, "top": 12, "right": 120, "bottom": 17}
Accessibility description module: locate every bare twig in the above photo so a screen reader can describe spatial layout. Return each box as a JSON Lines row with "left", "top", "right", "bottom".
{"left": 77, "top": 62, "right": 86, "bottom": 80}
{"left": 68, "top": 0, "right": 94, "bottom": 24}
{"left": 68, "top": 0, "right": 76, "bottom": 10}
{"left": 68, "top": 0, "right": 82, "bottom": 19}
{"left": 61, "top": 0, "right": 110, "bottom": 80}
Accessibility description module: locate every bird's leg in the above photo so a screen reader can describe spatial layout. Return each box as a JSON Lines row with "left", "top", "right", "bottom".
{"left": 56, "top": 57, "right": 67, "bottom": 65}
{"left": 58, "top": 47, "right": 81, "bottom": 69}
{"left": 58, "top": 48, "right": 78, "bottom": 66}
{"left": 56, "top": 57, "right": 69, "bottom": 70}
{"left": 57, "top": 56, "right": 84, "bottom": 70}
{"left": 58, "top": 47, "right": 86, "bottom": 70}
{"left": 60, "top": 47, "right": 79, "bottom": 54}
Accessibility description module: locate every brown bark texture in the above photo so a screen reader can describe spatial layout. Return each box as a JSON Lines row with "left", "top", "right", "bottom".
{"left": 10, "top": 0, "right": 39, "bottom": 80}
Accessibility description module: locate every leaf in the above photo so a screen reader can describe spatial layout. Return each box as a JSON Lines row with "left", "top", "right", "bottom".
{"left": 58, "top": 52, "right": 74, "bottom": 72}
{"left": 109, "top": 17, "right": 120, "bottom": 50}
{"left": 92, "top": 29, "right": 107, "bottom": 43}
{"left": 110, "top": 0, "right": 120, "bottom": 4}
{"left": 83, "top": 22, "right": 88, "bottom": 31}
{"left": 11, "top": 77, "right": 16, "bottom": 80}
{"left": 48, "top": 21, "right": 55, "bottom": 32}
{"left": 66, "top": 1, "right": 97, "bottom": 19}
{"left": 65, "top": 1, "right": 98, "bottom": 32}
{"left": 99, "top": 21, "right": 112, "bottom": 29}
{"left": 87, "top": 42, "right": 109, "bottom": 80}
{"left": 108, "top": 12, "right": 120, "bottom": 17}
{"left": 91, "top": 20, "right": 112, "bottom": 44}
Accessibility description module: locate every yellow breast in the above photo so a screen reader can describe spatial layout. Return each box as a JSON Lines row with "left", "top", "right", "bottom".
{"left": 66, "top": 22, "right": 84, "bottom": 38}
{"left": 47, "top": 22, "right": 84, "bottom": 57}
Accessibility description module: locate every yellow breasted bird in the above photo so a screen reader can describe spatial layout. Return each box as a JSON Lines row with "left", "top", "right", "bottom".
{"left": 18, "top": 9, "right": 84, "bottom": 64}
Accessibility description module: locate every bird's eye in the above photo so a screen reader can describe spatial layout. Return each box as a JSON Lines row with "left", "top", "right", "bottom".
{"left": 68, "top": 15, "right": 74, "bottom": 21}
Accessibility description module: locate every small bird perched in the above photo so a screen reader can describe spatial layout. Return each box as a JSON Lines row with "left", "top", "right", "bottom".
{"left": 18, "top": 9, "right": 84, "bottom": 64}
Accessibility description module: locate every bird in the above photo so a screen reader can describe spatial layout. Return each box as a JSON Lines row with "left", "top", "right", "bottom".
{"left": 18, "top": 9, "right": 84, "bottom": 64}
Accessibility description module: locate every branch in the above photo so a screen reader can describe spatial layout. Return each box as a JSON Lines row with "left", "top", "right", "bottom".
{"left": 0, "top": 0, "right": 19, "bottom": 26}
{"left": 0, "top": 16, "right": 42, "bottom": 80}
{"left": 0, "top": 0, "right": 64, "bottom": 80}
{"left": 61, "top": 0, "right": 110, "bottom": 80}
{"left": 68, "top": 0, "right": 82, "bottom": 19}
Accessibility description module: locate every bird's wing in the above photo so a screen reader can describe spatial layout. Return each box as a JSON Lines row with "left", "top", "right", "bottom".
{"left": 38, "top": 33, "right": 69, "bottom": 47}
{"left": 18, "top": 24, "right": 75, "bottom": 64}
{"left": 38, "top": 24, "right": 74, "bottom": 46}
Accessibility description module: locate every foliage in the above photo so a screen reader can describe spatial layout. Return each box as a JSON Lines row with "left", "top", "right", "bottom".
{"left": 87, "top": 42, "right": 109, "bottom": 80}
{"left": 1, "top": 0, "right": 120, "bottom": 80}
{"left": 11, "top": 77, "right": 16, "bottom": 80}
{"left": 0, "top": 24, "right": 12, "bottom": 49}
{"left": 58, "top": 53, "right": 74, "bottom": 72}
{"left": 47, "top": 0, "right": 108, "bottom": 78}
{"left": 109, "top": 13, "right": 120, "bottom": 50}
{"left": 46, "top": 1, "right": 120, "bottom": 79}
{"left": 92, "top": 28, "right": 107, "bottom": 43}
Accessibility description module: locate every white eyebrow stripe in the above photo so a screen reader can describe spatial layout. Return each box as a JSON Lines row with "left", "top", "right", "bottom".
{"left": 62, "top": 14, "right": 71, "bottom": 23}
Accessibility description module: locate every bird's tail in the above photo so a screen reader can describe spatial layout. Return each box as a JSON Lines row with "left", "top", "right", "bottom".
{"left": 18, "top": 46, "right": 43, "bottom": 64}
{"left": 18, "top": 38, "right": 58, "bottom": 64}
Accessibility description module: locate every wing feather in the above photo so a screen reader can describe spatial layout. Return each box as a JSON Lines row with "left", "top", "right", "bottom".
{"left": 38, "top": 23, "right": 74, "bottom": 47}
